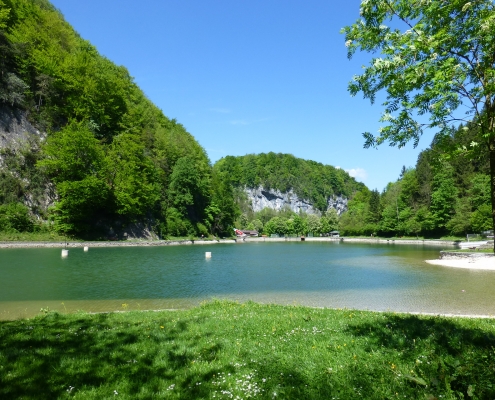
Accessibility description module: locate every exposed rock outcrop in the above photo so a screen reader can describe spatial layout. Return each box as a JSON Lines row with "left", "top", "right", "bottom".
{"left": 244, "top": 186, "right": 348, "bottom": 215}
{"left": 0, "top": 105, "right": 56, "bottom": 215}
{"left": 0, "top": 105, "right": 44, "bottom": 151}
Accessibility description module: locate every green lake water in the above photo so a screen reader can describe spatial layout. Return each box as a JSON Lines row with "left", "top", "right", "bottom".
{"left": 1, "top": 242, "right": 494, "bottom": 319}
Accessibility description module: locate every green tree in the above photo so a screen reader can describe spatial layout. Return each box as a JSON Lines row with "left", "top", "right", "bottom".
{"left": 343, "top": 0, "right": 495, "bottom": 251}
{"left": 368, "top": 189, "right": 381, "bottom": 223}
{"left": 206, "top": 172, "right": 239, "bottom": 237}
{"left": 324, "top": 208, "right": 339, "bottom": 232}
{"left": 339, "top": 190, "right": 370, "bottom": 236}
{"left": 248, "top": 218, "right": 264, "bottom": 234}
{"left": 0, "top": 202, "right": 33, "bottom": 232}
{"left": 105, "top": 134, "right": 160, "bottom": 217}
{"left": 39, "top": 121, "right": 109, "bottom": 235}
{"left": 284, "top": 218, "right": 295, "bottom": 235}
{"left": 52, "top": 176, "right": 110, "bottom": 235}
{"left": 430, "top": 163, "right": 458, "bottom": 231}
{"left": 40, "top": 121, "right": 105, "bottom": 182}
{"left": 264, "top": 217, "right": 286, "bottom": 236}
{"left": 168, "top": 156, "right": 210, "bottom": 226}
{"left": 379, "top": 182, "right": 401, "bottom": 235}
{"left": 0, "top": 0, "right": 9, "bottom": 29}
{"left": 447, "top": 198, "right": 472, "bottom": 236}
{"left": 471, "top": 204, "right": 492, "bottom": 233}
{"left": 292, "top": 214, "right": 305, "bottom": 235}
{"left": 306, "top": 214, "right": 321, "bottom": 235}
{"left": 469, "top": 173, "right": 491, "bottom": 209}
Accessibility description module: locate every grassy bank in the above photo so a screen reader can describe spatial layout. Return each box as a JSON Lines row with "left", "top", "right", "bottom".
{"left": 0, "top": 231, "right": 71, "bottom": 242}
{"left": 1, "top": 301, "right": 494, "bottom": 399}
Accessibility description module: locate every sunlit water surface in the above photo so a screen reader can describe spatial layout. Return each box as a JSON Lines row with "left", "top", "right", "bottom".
{"left": 1, "top": 242, "right": 494, "bottom": 319}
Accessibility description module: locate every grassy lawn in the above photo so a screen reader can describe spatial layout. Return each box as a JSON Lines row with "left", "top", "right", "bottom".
{"left": 1, "top": 301, "right": 494, "bottom": 399}
{"left": 448, "top": 248, "right": 494, "bottom": 253}
{"left": 341, "top": 236, "right": 465, "bottom": 241}
{"left": 0, "top": 231, "right": 71, "bottom": 242}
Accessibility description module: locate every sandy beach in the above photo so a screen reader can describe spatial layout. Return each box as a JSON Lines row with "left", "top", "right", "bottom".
{"left": 426, "top": 257, "right": 495, "bottom": 270}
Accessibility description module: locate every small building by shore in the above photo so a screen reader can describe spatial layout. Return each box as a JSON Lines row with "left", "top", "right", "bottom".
{"left": 241, "top": 230, "right": 259, "bottom": 237}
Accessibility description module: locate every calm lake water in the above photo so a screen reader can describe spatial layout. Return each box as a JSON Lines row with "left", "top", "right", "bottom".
{"left": 1, "top": 241, "right": 494, "bottom": 319}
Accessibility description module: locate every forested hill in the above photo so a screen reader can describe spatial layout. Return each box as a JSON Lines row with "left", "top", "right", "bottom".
{"left": 339, "top": 121, "right": 492, "bottom": 238}
{"left": 213, "top": 153, "right": 365, "bottom": 212}
{"left": 0, "top": 0, "right": 237, "bottom": 238}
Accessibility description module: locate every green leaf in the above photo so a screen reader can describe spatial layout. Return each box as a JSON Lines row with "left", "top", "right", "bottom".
{"left": 403, "top": 375, "right": 427, "bottom": 386}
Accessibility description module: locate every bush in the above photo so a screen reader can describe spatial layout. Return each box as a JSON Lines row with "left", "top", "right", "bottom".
{"left": 196, "top": 222, "right": 209, "bottom": 237}
{"left": 0, "top": 202, "right": 34, "bottom": 232}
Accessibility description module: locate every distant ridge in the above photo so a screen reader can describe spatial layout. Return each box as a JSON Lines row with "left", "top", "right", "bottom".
{"left": 213, "top": 152, "right": 365, "bottom": 212}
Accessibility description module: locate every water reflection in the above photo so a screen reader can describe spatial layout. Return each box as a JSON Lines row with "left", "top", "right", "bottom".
{"left": 1, "top": 242, "right": 494, "bottom": 319}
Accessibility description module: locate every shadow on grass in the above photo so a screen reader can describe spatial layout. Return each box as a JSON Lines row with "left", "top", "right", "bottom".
{"left": 346, "top": 314, "right": 495, "bottom": 398}
{"left": 1, "top": 310, "right": 495, "bottom": 399}
{"left": 0, "top": 312, "right": 220, "bottom": 399}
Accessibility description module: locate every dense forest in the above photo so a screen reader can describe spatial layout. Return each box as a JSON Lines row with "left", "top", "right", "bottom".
{"left": 213, "top": 152, "right": 364, "bottom": 211}
{"left": 0, "top": 0, "right": 237, "bottom": 238}
{"left": 339, "top": 122, "right": 492, "bottom": 238}
{"left": 212, "top": 153, "right": 364, "bottom": 236}
{"left": 0, "top": 0, "right": 492, "bottom": 241}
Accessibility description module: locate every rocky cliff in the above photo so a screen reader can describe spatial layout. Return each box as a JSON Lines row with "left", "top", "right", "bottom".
{"left": 0, "top": 105, "right": 44, "bottom": 151}
{"left": 0, "top": 105, "right": 56, "bottom": 215}
{"left": 245, "top": 186, "right": 348, "bottom": 215}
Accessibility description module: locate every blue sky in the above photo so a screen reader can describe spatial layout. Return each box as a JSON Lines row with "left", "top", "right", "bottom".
{"left": 50, "top": 0, "right": 438, "bottom": 192}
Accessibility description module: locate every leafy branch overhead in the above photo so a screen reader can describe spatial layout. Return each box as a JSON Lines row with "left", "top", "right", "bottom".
{"left": 342, "top": 0, "right": 495, "bottom": 149}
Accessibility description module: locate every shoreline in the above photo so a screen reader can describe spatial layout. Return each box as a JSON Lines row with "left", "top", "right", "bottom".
{"left": 426, "top": 250, "right": 494, "bottom": 270}
{"left": 0, "top": 236, "right": 461, "bottom": 249}
{"left": 2, "top": 300, "right": 495, "bottom": 322}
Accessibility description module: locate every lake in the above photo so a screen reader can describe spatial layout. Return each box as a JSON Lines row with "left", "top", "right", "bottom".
{"left": 1, "top": 241, "right": 494, "bottom": 320}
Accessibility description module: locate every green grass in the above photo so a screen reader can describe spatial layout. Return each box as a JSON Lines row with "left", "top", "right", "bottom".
{"left": 448, "top": 248, "right": 494, "bottom": 253}
{"left": 0, "top": 233, "right": 237, "bottom": 243}
{"left": 342, "top": 236, "right": 465, "bottom": 241}
{"left": 1, "top": 301, "right": 495, "bottom": 399}
{"left": 0, "top": 231, "right": 72, "bottom": 242}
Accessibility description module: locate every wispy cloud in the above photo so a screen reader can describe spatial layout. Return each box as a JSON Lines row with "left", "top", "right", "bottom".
{"left": 345, "top": 167, "right": 368, "bottom": 181}
{"left": 229, "top": 117, "right": 269, "bottom": 126}
{"left": 209, "top": 107, "right": 231, "bottom": 114}
{"left": 230, "top": 119, "right": 248, "bottom": 125}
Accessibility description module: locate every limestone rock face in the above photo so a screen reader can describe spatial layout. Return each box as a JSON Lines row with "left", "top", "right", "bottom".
{"left": 244, "top": 186, "right": 348, "bottom": 215}
{"left": 0, "top": 105, "right": 44, "bottom": 151}
{"left": 0, "top": 105, "right": 55, "bottom": 214}
{"left": 327, "top": 195, "right": 348, "bottom": 215}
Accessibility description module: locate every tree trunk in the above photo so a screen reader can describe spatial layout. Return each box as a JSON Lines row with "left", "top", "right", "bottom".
{"left": 489, "top": 137, "right": 495, "bottom": 253}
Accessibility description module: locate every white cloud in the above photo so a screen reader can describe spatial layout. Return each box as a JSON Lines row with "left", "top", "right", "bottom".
{"left": 229, "top": 117, "right": 269, "bottom": 126}
{"left": 230, "top": 119, "right": 248, "bottom": 125}
{"left": 345, "top": 167, "right": 368, "bottom": 181}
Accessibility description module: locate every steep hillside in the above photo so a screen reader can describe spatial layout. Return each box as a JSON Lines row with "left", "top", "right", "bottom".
{"left": 0, "top": 0, "right": 236, "bottom": 238}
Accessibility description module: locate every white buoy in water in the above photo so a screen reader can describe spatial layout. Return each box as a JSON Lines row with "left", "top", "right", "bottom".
{"left": 83, "top": 246, "right": 89, "bottom": 252}
{"left": 61, "top": 249, "right": 69, "bottom": 257}
{"left": 205, "top": 252, "right": 212, "bottom": 258}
